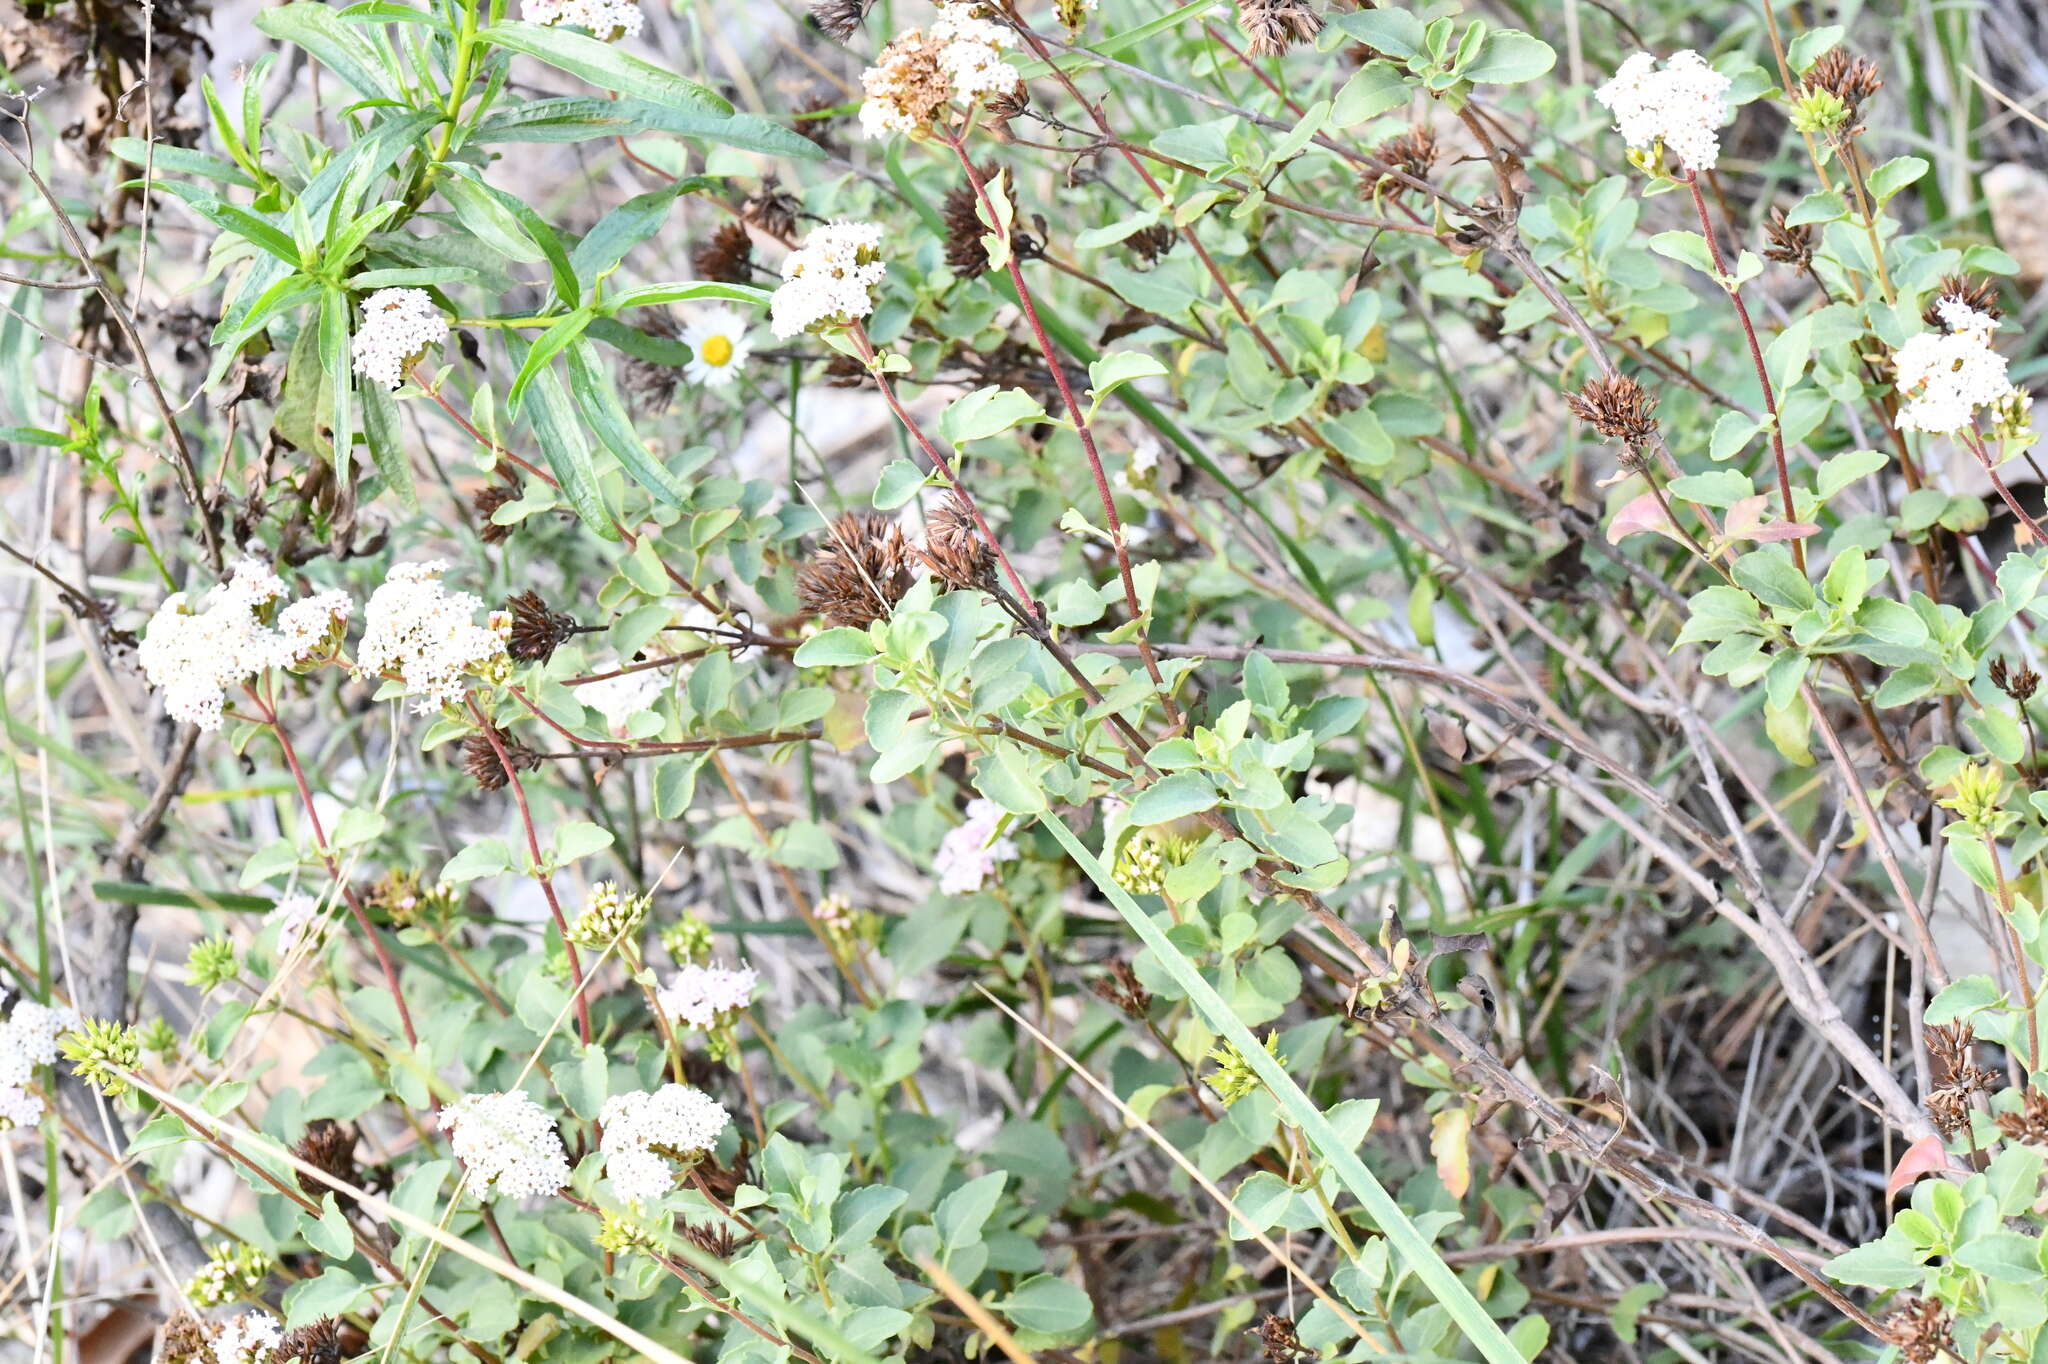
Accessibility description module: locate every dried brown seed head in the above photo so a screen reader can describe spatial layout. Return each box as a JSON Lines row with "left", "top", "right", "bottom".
{"left": 1761, "top": 206, "right": 1815, "bottom": 268}
{"left": 1362, "top": 125, "right": 1438, "bottom": 199}
{"left": 1256, "top": 1314, "right": 1315, "bottom": 1363}
{"left": 1883, "top": 1296, "right": 1954, "bottom": 1364}
{"left": 807, "top": 0, "right": 874, "bottom": 40}
{"left": 473, "top": 479, "right": 520, "bottom": 546}
{"left": 158, "top": 1312, "right": 210, "bottom": 1364}
{"left": 681, "top": 1221, "right": 739, "bottom": 1258}
{"left": 1924, "top": 1020, "right": 1976, "bottom": 1086}
{"left": 1995, "top": 1089, "right": 2048, "bottom": 1146}
{"left": 943, "top": 181, "right": 993, "bottom": 276}
{"left": 292, "top": 1119, "right": 360, "bottom": 1205}
{"left": 1804, "top": 47, "right": 1883, "bottom": 117}
{"left": 1564, "top": 373, "right": 1659, "bottom": 445}
{"left": 507, "top": 590, "right": 578, "bottom": 664}
{"left": 1090, "top": 959, "right": 1153, "bottom": 1019}
{"left": 1925, "top": 272, "right": 2002, "bottom": 328}
{"left": 917, "top": 495, "right": 996, "bottom": 590}
{"left": 276, "top": 1318, "right": 344, "bottom": 1364}
{"left": 741, "top": 177, "right": 801, "bottom": 241}
{"left": 797, "top": 512, "right": 913, "bottom": 628}
{"left": 693, "top": 220, "right": 755, "bottom": 286}
{"left": 462, "top": 726, "right": 544, "bottom": 792}
{"left": 1235, "top": 0, "right": 1322, "bottom": 57}
{"left": 1128, "top": 222, "right": 1176, "bottom": 268}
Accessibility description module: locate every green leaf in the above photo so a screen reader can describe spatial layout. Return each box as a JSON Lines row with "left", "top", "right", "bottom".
{"left": 974, "top": 746, "right": 1048, "bottom": 816}
{"left": 570, "top": 180, "right": 706, "bottom": 289}
{"left": 1666, "top": 470, "right": 1753, "bottom": 507}
{"left": 1925, "top": 973, "right": 2004, "bottom": 1024}
{"left": 552, "top": 820, "right": 615, "bottom": 864}
{"left": 872, "top": 458, "right": 929, "bottom": 510}
{"left": 479, "top": 23, "right": 733, "bottom": 114}
{"left": 520, "top": 355, "right": 621, "bottom": 541}
{"left": 304, "top": 1196, "right": 355, "bottom": 1258}
{"left": 1324, "top": 8, "right": 1424, "bottom": 59}
{"left": 604, "top": 280, "right": 769, "bottom": 312}
{"left": 1866, "top": 156, "right": 1929, "bottom": 207}
{"left": 997, "top": 1276, "right": 1094, "bottom": 1335}
{"left": 441, "top": 838, "right": 512, "bottom": 883}
{"left": 1784, "top": 191, "right": 1848, "bottom": 228}
{"left": 1822, "top": 1237, "right": 1921, "bottom": 1290}
{"left": 565, "top": 338, "right": 691, "bottom": 506}
{"left": 359, "top": 383, "right": 419, "bottom": 510}
{"left": 1786, "top": 25, "right": 1844, "bottom": 73}
{"left": 938, "top": 386, "right": 1049, "bottom": 444}
{"left": 255, "top": 4, "right": 399, "bottom": 101}
{"left": 1609, "top": 1282, "right": 1664, "bottom": 1345}
{"left": 153, "top": 182, "right": 300, "bottom": 266}
{"left": 793, "top": 628, "right": 876, "bottom": 668}
{"left": 1464, "top": 30, "right": 1555, "bottom": 83}
{"left": 1086, "top": 351, "right": 1168, "bottom": 403}
{"left": 508, "top": 311, "right": 595, "bottom": 415}
{"left": 1331, "top": 62, "right": 1410, "bottom": 125}
{"left": 1127, "top": 771, "right": 1219, "bottom": 825}
{"left": 1732, "top": 548, "right": 1813, "bottom": 612}
{"left": 1647, "top": 231, "right": 1716, "bottom": 278}
{"left": 1954, "top": 1232, "right": 2044, "bottom": 1284}
{"left": 318, "top": 288, "right": 355, "bottom": 476}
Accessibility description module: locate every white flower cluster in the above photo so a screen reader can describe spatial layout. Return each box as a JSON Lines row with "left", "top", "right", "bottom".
{"left": 656, "top": 962, "right": 758, "bottom": 1029}
{"left": 523, "top": 0, "right": 642, "bottom": 38}
{"left": 932, "top": 5, "right": 1020, "bottom": 103}
{"left": 857, "top": 2, "right": 1019, "bottom": 140}
{"left": 355, "top": 561, "right": 509, "bottom": 713}
{"left": 569, "top": 880, "right": 649, "bottom": 947}
{"left": 438, "top": 1090, "right": 572, "bottom": 1200}
{"left": 1594, "top": 50, "right": 1731, "bottom": 174}
{"left": 211, "top": 1311, "right": 284, "bottom": 1364}
{"left": 598, "top": 1084, "right": 730, "bottom": 1204}
{"left": 138, "top": 560, "right": 351, "bottom": 729}
{"left": 266, "top": 891, "right": 326, "bottom": 954}
{"left": 1894, "top": 299, "right": 2021, "bottom": 434}
{"left": 350, "top": 288, "right": 450, "bottom": 391}
{"left": 576, "top": 663, "right": 665, "bottom": 734}
{"left": 934, "top": 797, "right": 1018, "bottom": 895}
{"left": 0, "top": 1001, "right": 78, "bottom": 1130}
{"left": 770, "top": 222, "right": 887, "bottom": 338}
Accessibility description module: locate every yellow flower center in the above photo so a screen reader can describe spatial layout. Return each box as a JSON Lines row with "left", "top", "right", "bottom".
{"left": 700, "top": 335, "right": 734, "bottom": 367}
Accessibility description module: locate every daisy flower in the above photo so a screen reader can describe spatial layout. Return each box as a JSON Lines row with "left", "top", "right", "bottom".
{"left": 681, "top": 310, "right": 753, "bottom": 388}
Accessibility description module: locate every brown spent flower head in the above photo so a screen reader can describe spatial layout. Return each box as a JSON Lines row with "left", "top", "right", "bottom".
{"left": 983, "top": 88, "right": 1030, "bottom": 142}
{"left": 742, "top": 177, "right": 801, "bottom": 242}
{"left": 793, "top": 93, "right": 842, "bottom": 151}
{"left": 1761, "top": 206, "right": 1815, "bottom": 269}
{"left": 808, "top": 0, "right": 874, "bottom": 40}
{"left": 861, "top": 28, "right": 953, "bottom": 135}
{"left": 1996, "top": 1089, "right": 2048, "bottom": 1146}
{"left": 943, "top": 180, "right": 993, "bottom": 276}
{"left": 1804, "top": 47, "right": 1883, "bottom": 120}
{"left": 462, "top": 725, "right": 544, "bottom": 792}
{"left": 1128, "top": 222, "right": 1176, "bottom": 268}
{"left": 682, "top": 1221, "right": 740, "bottom": 1258}
{"left": 693, "top": 220, "right": 755, "bottom": 285}
{"left": 1362, "top": 125, "right": 1439, "bottom": 199}
{"left": 1883, "top": 1296, "right": 1955, "bottom": 1364}
{"left": 1256, "top": 1314, "right": 1315, "bottom": 1363}
{"left": 917, "top": 495, "right": 996, "bottom": 590}
{"left": 1564, "top": 373, "right": 1659, "bottom": 445}
{"left": 1990, "top": 655, "right": 2040, "bottom": 702}
{"left": 473, "top": 478, "right": 520, "bottom": 545}
{"left": 797, "top": 512, "right": 914, "bottom": 628}
{"left": 1236, "top": 0, "right": 1322, "bottom": 57}
{"left": 1090, "top": 958, "right": 1153, "bottom": 1019}
{"left": 275, "top": 1318, "right": 345, "bottom": 1364}
{"left": 1924, "top": 1020, "right": 1976, "bottom": 1087}
{"left": 158, "top": 1312, "right": 211, "bottom": 1364}
{"left": 823, "top": 352, "right": 868, "bottom": 388}
{"left": 1924, "top": 272, "right": 2002, "bottom": 329}
{"left": 506, "top": 590, "right": 578, "bottom": 663}
{"left": 1926, "top": 1084, "right": 1971, "bottom": 1139}
{"left": 292, "top": 1118, "right": 360, "bottom": 1205}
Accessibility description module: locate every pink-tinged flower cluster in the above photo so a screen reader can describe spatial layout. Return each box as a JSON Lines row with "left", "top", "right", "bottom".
{"left": 656, "top": 962, "right": 758, "bottom": 1029}
{"left": 934, "top": 797, "right": 1017, "bottom": 895}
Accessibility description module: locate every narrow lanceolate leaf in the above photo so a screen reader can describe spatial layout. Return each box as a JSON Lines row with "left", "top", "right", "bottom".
{"left": 478, "top": 23, "right": 732, "bottom": 115}
{"left": 1040, "top": 813, "right": 1530, "bottom": 1364}
{"left": 520, "top": 353, "right": 620, "bottom": 542}
{"left": 507, "top": 310, "right": 595, "bottom": 415}
{"left": 566, "top": 338, "right": 690, "bottom": 507}
{"left": 359, "top": 381, "right": 419, "bottom": 510}
{"left": 255, "top": 3, "right": 402, "bottom": 101}
{"left": 152, "top": 182, "right": 301, "bottom": 266}
{"left": 318, "top": 287, "right": 355, "bottom": 472}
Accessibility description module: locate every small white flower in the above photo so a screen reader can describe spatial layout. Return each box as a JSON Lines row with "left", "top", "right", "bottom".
{"left": 138, "top": 559, "right": 338, "bottom": 729}
{"left": 355, "top": 561, "right": 509, "bottom": 714}
{"left": 1894, "top": 301, "right": 2017, "bottom": 434}
{"left": 933, "top": 797, "right": 1018, "bottom": 895}
{"left": 770, "top": 221, "right": 888, "bottom": 338}
{"left": 266, "top": 892, "right": 325, "bottom": 954}
{"left": 656, "top": 963, "right": 758, "bottom": 1030}
{"left": 211, "top": 1311, "right": 284, "bottom": 1364}
{"left": 599, "top": 1084, "right": 730, "bottom": 1204}
{"left": 1594, "top": 50, "right": 1731, "bottom": 173}
{"left": 524, "top": 0, "right": 642, "bottom": 39}
{"left": 575, "top": 661, "right": 667, "bottom": 734}
{"left": 858, "top": 2, "right": 1020, "bottom": 140}
{"left": 681, "top": 309, "right": 754, "bottom": 388}
{"left": 438, "top": 1090, "right": 572, "bottom": 1200}
{"left": 350, "top": 288, "right": 450, "bottom": 391}
{"left": 0, "top": 1086, "right": 43, "bottom": 1131}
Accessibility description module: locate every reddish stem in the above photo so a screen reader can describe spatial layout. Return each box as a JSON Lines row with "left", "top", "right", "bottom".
{"left": 1685, "top": 172, "right": 1804, "bottom": 575}
{"left": 465, "top": 695, "right": 593, "bottom": 1044}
